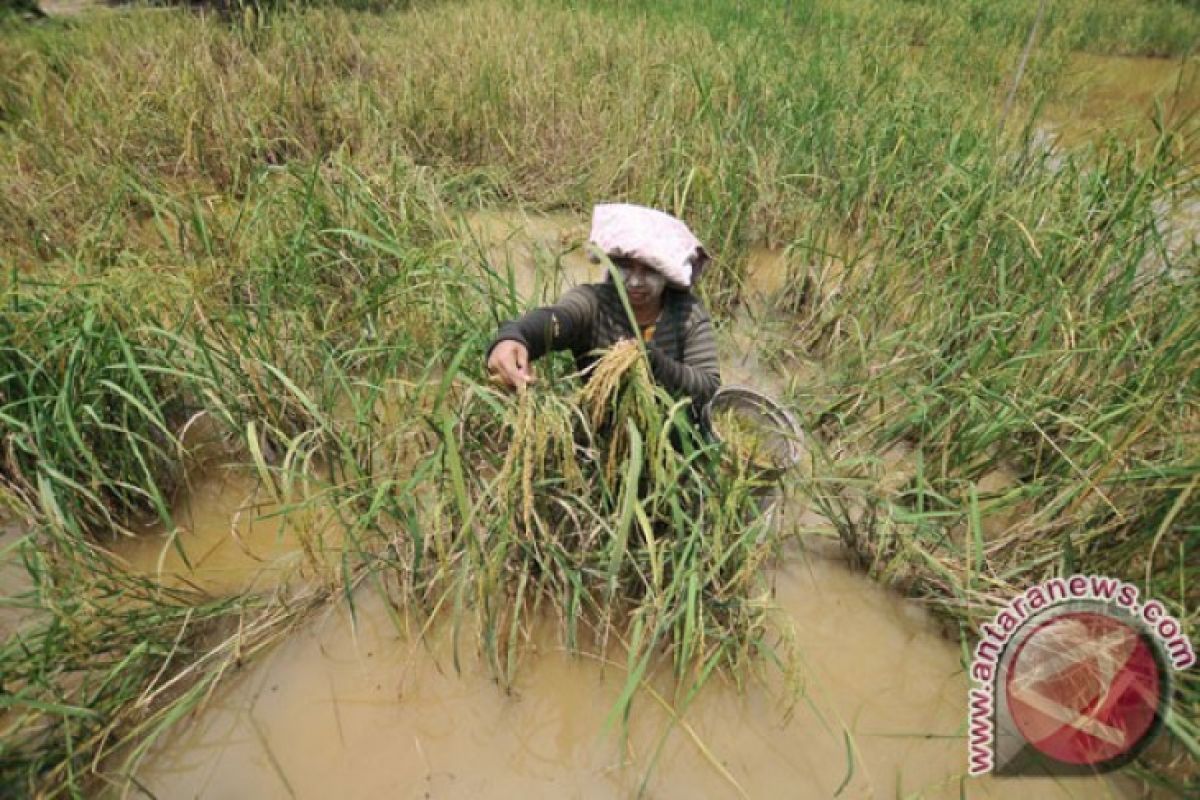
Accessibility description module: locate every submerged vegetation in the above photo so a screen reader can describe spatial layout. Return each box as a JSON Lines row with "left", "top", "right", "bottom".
{"left": 0, "top": 0, "right": 1196, "bottom": 795}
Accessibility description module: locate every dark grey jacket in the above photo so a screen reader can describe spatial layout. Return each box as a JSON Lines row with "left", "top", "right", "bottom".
{"left": 487, "top": 282, "right": 721, "bottom": 412}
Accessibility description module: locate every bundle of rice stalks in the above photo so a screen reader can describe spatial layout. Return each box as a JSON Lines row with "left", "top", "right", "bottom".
{"left": 493, "top": 386, "right": 589, "bottom": 539}
{"left": 431, "top": 341, "right": 794, "bottom": 707}
{"left": 578, "top": 339, "right": 663, "bottom": 481}
{"left": 579, "top": 338, "right": 646, "bottom": 431}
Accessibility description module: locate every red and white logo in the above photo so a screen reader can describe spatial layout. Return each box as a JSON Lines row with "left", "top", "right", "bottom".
{"left": 967, "top": 577, "right": 1193, "bottom": 777}
{"left": 1004, "top": 610, "right": 1163, "bottom": 769}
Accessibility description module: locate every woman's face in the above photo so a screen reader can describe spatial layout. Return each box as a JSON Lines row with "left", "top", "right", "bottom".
{"left": 614, "top": 258, "right": 667, "bottom": 307}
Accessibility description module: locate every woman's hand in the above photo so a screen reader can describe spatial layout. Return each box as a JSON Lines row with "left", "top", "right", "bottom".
{"left": 487, "top": 340, "right": 537, "bottom": 391}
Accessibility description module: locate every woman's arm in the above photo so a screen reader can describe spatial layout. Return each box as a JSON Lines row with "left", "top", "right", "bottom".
{"left": 486, "top": 285, "right": 598, "bottom": 362}
{"left": 645, "top": 305, "right": 721, "bottom": 411}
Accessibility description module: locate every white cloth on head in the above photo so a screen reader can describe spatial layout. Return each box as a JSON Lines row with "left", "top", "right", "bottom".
{"left": 588, "top": 204, "right": 708, "bottom": 289}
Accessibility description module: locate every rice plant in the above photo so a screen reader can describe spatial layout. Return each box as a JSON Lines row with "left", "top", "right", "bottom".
{"left": 392, "top": 340, "right": 795, "bottom": 713}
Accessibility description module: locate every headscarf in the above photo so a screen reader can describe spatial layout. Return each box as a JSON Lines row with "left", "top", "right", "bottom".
{"left": 587, "top": 204, "right": 710, "bottom": 289}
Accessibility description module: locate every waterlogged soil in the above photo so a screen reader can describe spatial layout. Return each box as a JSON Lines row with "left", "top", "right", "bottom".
{"left": 101, "top": 411, "right": 346, "bottom": 594}
{"left": 459, "top": 208, "right": 596, "bottom": 303}
{"left": 1034, "top": 52, "right": 1198, "bottom": 309}
{"left": 118, "top": 211, "right": 1141, "bottom": 798}
{"left": 0, "top": 28, "right": 1188, "bottom": 796}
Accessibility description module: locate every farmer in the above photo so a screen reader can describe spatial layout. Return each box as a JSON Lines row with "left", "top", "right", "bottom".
{"left": 486, "top": 204, "right": 721, "bottom": 421}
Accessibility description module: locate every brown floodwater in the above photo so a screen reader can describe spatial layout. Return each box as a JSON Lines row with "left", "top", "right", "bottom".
{"left": 114, "top": 464, "right": 346, "bottom": 596}
{"left": 0, "top": 31, "right": 1188, "bottom": 797}
{"left": 100, "top": 409, "right": 345, "bottom": 595}
{"left": 125, "top": 538, "right": 1137, "bottom": 799}
{"left": 458, "top": 209, "right": 597, "bottom": 304}
{"left": 112, "top": 210, "right": 1145, "bottom": 799}
{"left": 1042, "top": 53, "right": 1199, "bottom": 149}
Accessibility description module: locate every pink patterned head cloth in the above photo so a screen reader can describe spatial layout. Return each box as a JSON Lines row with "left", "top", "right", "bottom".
{"left": 588, "top": 204, "right": 710, "bottom": 289}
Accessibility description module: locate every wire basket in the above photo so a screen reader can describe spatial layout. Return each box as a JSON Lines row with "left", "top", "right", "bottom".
{"left": 705, "top": 385, "right": 805, "bottom": 479}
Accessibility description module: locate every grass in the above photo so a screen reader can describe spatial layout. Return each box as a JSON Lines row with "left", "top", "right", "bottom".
{"left": 0, "top": 0, "right": 1196, "bottom": 794}
{"left": 0, "top": 531, "right": 327, "bottom": 797}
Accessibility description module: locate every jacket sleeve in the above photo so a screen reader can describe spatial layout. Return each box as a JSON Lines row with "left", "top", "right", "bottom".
{"left": 645, "top": 304, "right": 721, "bottom": 411}
{"left": 485, "top": 285, "right": 598, "bottom": 362}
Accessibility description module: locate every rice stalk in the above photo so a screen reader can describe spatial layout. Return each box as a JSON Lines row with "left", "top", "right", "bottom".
{"left": 432, "top": 340, "right": 794, "bottom": 714}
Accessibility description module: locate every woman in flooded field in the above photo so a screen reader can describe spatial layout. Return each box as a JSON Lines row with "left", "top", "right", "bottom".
{"left": 485, "top": 204, "right": 721, "bottom": 423}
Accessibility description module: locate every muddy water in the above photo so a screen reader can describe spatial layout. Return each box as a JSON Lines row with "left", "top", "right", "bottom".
{"left": 459, "top": 209, "right": 598, "bottom": 304}
{"left": 1036, "top": 52, "right": 1198, "bottom": 298}
{"left": 115, "top": 465, "right": 346, "bottom": 596}
{"left": 0, "top": 516, "right": 34, "bottom": 640}
{"left": 120, "top": 210, "right": 1142, "bottom": 798}
{"left": 1042, "top": 53, "right": 1199, "bottom": 148}
{"left": 129, "top": 542, "right": 1135, "bottom": 799}
{"left": 108, "top": 413, "right": 347, "bottom": 594}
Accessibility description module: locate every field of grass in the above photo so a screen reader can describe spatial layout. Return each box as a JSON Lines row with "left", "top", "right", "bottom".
{"left": 1, "top": 0, "right": 1197, "bottom": 795}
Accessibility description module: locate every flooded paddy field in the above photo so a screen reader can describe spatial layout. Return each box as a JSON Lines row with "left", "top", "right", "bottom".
{"left": 88, "top": 212, "right": 1158, "bottom": 798}
{"left": 2, "top": 1, "right": 1196, "bottom": 797}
